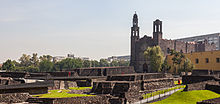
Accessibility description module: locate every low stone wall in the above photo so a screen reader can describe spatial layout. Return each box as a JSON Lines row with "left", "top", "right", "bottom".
{"left": 182, "top": 75, "right": 216, "bottom": 84}
{"left": 28, "top": 96, "right": 109, "bottom": 104}
{"left": 192, "top": 70, "right": 210, "bottom": 76}
{"left": 106, "top": 73, "right": 166, "bottom": 81}
{"left": 0, "top": 93, "right": 29, "bottom": 103}
{"left": 0, "top": 72, "right": 26, "bottom": 78}
{"left": 0, "top": 77, "right": 21, "bottom": 85}
{"left": 49, "top": 80, "right": 88, "bottom": 90}
{"left": 53, "top": 96, "right": 108, "bottom": 104}
{"left": 197, "top": 97, "right": 220, "bottom": 104}
{"left": 0, "top": 80, "right": 53, "bottom": 94}
{"left": 105, "top": 66, "right": 135, "bottom": 76}
{"left": 76, "top": 80, "right": 92, "bottom": 87}
{"left": 184, "top": 80, "right": 219, "bottom": 91}
{"left": 64, "top": 66, "right": 135, "bottom": 76}
{"left": 143, "top": 78, "right": 174, "bottom": 90}
{"left": 205, "top": 84, "right": 220, "bottom": 94}
{"left": 91, "top": 78, "right": 174, "bottom": 103}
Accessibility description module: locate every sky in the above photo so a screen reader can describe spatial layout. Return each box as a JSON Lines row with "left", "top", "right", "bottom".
{"left": 1, "top": 0, "right": 220, "bottom": 63}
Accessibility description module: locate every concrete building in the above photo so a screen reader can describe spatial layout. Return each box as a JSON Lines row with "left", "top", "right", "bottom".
{"left": 130, "top": 13, "right": 216, "bottom": 73}
{"left": 78, "top": 57, "right": 90, "bottom": 61}
{"left": 107, "top": 55, "right": 130, "bottom": 62}
{"left": 53, "top": 54, "right": 75, "bottom": 62}
{"left": 53, "top": 56, "right": 66, "bottom": 62}
{"left": 167, "top": 50, "right": 220, "bottom": 72}
{"left": 176, "top": 33, "right": 220, "bottom": 50}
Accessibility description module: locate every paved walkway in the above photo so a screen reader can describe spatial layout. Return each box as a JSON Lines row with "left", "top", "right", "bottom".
{"left": 133, "top": 88, "right": 184, "bottom": 104}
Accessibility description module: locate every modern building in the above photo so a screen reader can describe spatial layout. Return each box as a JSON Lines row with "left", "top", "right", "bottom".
{"left": 107, "top": 55, "right": 130, "bottom": 62}
{"left": 167, "top": 50, "right": 220, "bottom": 72}
{"left": 130, "top": 13, "right": 216, "bottom": 72}
{"left": 78, "top": 57, "right": 90, "bottom": 61}
{"left": 53, "top": 54, "right": 75, "bottom": 62}
{"left": 176, "top": 33, "right": 220, "bottom": 50}
{"left": 53, "top": 56, "right": 67, "bottom": 62}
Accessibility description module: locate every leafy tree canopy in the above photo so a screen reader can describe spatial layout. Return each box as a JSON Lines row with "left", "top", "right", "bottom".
{"left": 144, "top": 46, "right": 164, "bottom": 72}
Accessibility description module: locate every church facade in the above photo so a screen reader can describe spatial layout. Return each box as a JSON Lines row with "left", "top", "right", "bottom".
{"left": 130, "top": 13, "right": 216, "bottom": 72}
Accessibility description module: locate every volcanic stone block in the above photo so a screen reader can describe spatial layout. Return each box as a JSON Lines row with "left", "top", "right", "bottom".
{"left": 0, "top": 93, "right": 29, "bottom": 103}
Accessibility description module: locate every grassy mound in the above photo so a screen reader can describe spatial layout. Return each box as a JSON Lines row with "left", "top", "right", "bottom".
{"left": 153, "top": 90, "right": 220, "bottom": 104}
{"left": 32, "top": 89, "right": 94, "bottom": 98}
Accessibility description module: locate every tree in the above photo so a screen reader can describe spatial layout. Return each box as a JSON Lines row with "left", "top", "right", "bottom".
{"left": 118, "top": 60, "right": 129, "bottom": 66}
{"left": 39, "top": 55, "right": 52, "bottom": 62}
{"left": 31, "top": 53, "right": 39, "bottom": 67}
{"left": 55, "top": 60, "right": 65, "bottom": 71}
{"left": 170, "top": 49, "right": 185, "bottom": 74}
{"left": 74, "top": 58, "right": 83, "bottom": 68}
{"left": 19, "top": 54, "right": 31, "bottom": 67}
{"left": 83, "top": 60, "right": 91, "bottom": 68}
{"left": 63, "top": 58, "right": 75, "bottom": 70}
{"left": 144, "top": 46, "right": 164, "bottom": 72}
{"left": 25, "top": 66, "right": 40, "bottom": 72}
{"left": 39, "top": 60, "right": 53, "bottom": 72}
{"left": 99, "top": 59, "right": 109, "bottom": 67}
{"left": 180, "top": 58, "right": 194, "bottom": 75}
{"left": 2, "top": 59, "right": 15, "bottom": 71}
{"left": 161, "top": 59, "right": 171, "bottom": 73}
{"left": 110, "top": 60, "right": 119, "bottom": 67}
{"left": 91, "top": 60, "right": 100, "bottom": 67}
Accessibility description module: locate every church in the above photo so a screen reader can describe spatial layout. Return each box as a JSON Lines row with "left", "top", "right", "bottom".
{"left": 130, "top": 13, "right": 216, "bottom": 72}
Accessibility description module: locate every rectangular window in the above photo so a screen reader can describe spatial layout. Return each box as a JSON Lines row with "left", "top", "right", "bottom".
{"left": 217, "top": 58, "right": 220, "bottom": 63}
{"left": 196, "top": 58, "right": 199, "bottom": 64}
{"left": 205, "top": 58, "right": 209, "bottom": 63}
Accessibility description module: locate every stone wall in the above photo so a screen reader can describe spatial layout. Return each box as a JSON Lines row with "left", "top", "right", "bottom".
{"left": 107, "top": 73, "right": 166, "bottom": 81}
{"left": 62, "top": 66, "right": 135, "bottom": 76}
{"left": 197, "top": 97, "right": 220, "bottom": 104}
{"left": 105, "top": 66, "right": 135, "bottom": 75}
{"left": 192, "top": 70, "right": 210, "bottom": 76}
{"left": 0, "top": 93, "right": 29, "bottom": 103}
{"left": 205, "top": 84, "right": 220, "bottom": 94}
{"left": 0, "top": 80, "right": 53, "bottom": 94}
{"left": 0, "top": 72, "right": 26, "bottom": 78}
{"left": 49, "top": 80, "right": 78, "bottom": 90}
{"left": 182, "top": 75, "right": 216, "bottom": 84}
{"left": 143, "top": 78, "right": 174, "bottom": 90}
{"left": 184, "top": 80, "right": 219, "bottom": 91}
{"left": 0, "top": 77, "right": 21, "bottom": 85}
{"left": 91, "top": 77, "right": 174, "bottom": 103}
{"left": 28, "top": 96, "right": 109, "bottom": 104}
{"left": 78, "top": 69, "right": 102, "bottom": 76}
{"left": 53, "top": 96, "right": 108, "bottom": 104}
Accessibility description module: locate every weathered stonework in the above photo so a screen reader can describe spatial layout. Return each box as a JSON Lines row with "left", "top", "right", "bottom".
{"left": 0, "top": 93, "right": 29, "bottom": 103}
{"left": 91, "top": 73, "right": 174, "bottom": 103}
{"left": 130, "top": 13, "right": 216, "bottom": 72}
{"left": 197, "top": 97, "right": 220, "bottom": 104}
{"left": 184, "top": 80, "right": 219, "bottom": 91}
{"left": 28, "top": 96, "right": 109, "bottom": 104}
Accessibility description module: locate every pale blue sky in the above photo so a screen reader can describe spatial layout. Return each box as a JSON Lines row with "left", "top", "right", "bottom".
{"left": 1, "top": 0, "right": 220, "bottom": 63}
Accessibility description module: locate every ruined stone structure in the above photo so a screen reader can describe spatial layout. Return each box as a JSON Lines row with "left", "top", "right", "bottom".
{"left": 91, "top": 73, "right": 174, "bottom": 103}
{"left": 130, "top": 13, "right": 216, "bottom": 72}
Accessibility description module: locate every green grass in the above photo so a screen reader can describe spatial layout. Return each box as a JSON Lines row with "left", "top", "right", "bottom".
{"left": 152, "top": 90, "right": 220, "bottom": 104}
{"left": 32, "top": 89, "right": 94, "bottom": 98}
{"left": 69, "top": 87, "right": 92, "bottom": 90}
{"left": 143, "top": 85, "right": 185, "bottom": 99}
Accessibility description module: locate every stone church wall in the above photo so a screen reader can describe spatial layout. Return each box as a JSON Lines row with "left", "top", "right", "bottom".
{"left": 186, "top": 43, "right": 195, "bottom": 53}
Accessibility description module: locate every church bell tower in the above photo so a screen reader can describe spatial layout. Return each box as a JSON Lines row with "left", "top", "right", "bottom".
{"left": 130, "top": 12, "right": 140, "bottom": 66}
{"left": 153, "top": 19, "right": 163, "bottom": 45}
